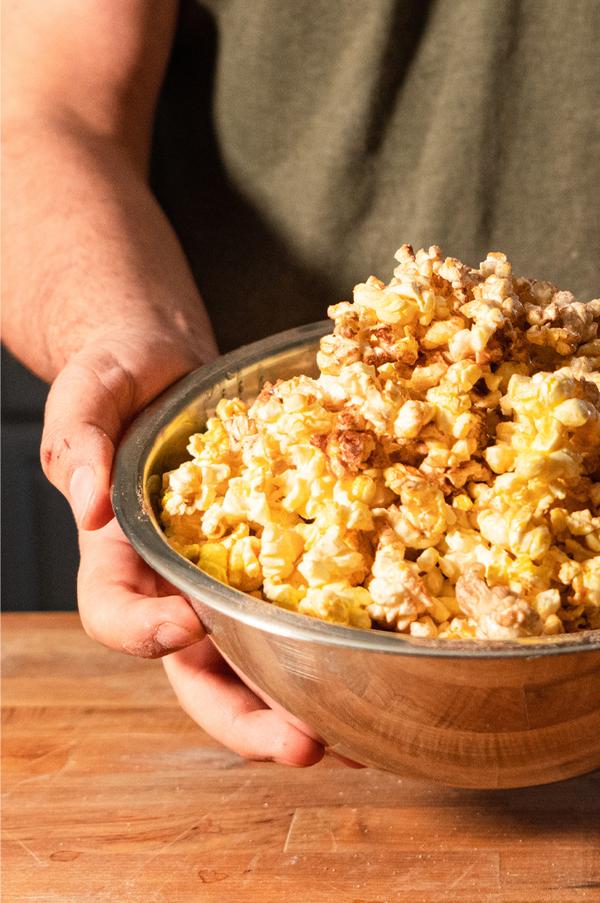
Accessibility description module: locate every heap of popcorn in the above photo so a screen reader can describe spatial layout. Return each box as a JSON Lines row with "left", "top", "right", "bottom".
{"left": 160, "top": 246, "right": 600, "bottom": 640}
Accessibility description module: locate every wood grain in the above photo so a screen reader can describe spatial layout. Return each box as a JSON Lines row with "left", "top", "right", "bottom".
{"left": 2, "top": 613, "right": 599, "bottom": 902}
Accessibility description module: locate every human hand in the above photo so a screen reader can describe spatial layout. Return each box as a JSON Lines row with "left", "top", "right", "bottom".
{"left": 41, "top": 328, "right": 325, "bottom": 765}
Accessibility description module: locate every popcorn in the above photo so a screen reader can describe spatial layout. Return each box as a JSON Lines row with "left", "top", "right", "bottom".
{"left": 198, "top": 543, "right": 228, "bottom": 584}
{"left": 455, "top": 572, "right": 543, "bottom": 640}
{"left": 263, "top": 573, "right": 307, "bottom": 610}
{"left": 160, "top": 246, "right": 600, "bottom": 639}
{"left": 393, "top": 400, "right": 435, "bottom": 439}
{"left": 227, "top": 535, "right": 263, "bottom": 592}
{"left": 259, "top": 524, "right": 304, "bottom": 580}
{"left": 299, "top": 583, "right": 373, "bottom": 629}
{"left": 297, "top": 526, "right": 368, "bottom": 587}
{"left": 366, "top": 547, "right": 430, "bottom": 630}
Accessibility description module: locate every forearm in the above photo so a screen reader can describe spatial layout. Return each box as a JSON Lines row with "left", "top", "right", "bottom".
{"left": 2, "top": 115, "right": 218, "bottom": 381}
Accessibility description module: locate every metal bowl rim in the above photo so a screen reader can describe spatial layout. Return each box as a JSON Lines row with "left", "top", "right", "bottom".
{"left": 112, "top": 321, "right": 600, "bottom": 660}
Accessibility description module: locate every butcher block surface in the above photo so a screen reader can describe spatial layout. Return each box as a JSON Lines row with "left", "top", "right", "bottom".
{"left": 2, "top": 613, "right": 599, "bottom": 902}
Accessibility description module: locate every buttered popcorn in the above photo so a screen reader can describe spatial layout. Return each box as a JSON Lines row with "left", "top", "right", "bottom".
{"left": 160, "top": 246, "right": 600, "bottom": 640}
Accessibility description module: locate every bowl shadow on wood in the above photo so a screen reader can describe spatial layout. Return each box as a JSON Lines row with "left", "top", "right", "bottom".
{"left": 453, "top": 770, "right": 599, "bottom": 836}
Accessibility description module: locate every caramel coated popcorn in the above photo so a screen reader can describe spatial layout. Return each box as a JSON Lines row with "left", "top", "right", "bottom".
{"left": 160, "top": 246, "right": 600, "bottom": 640}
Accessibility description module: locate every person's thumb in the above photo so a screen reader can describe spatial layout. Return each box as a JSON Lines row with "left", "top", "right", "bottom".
{"left": 40, "top": 338, "right": 201, "bottom": 531}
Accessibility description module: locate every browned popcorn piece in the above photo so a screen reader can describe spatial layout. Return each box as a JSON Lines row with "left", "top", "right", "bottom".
{"left": 456, "top": 572, "right": 543, "bottom": 639}
{"left": 525, "top": 293, "right": 600, "bottom": 356}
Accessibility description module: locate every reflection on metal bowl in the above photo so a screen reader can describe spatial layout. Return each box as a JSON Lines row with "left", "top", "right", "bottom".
{"left": 113, "top": 322, "right": 600, "bottom": 788}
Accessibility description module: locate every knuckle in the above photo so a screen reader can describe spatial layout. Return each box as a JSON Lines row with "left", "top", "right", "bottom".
{"left": 77, "top": 344, "right": 138, "bottom": 418}
{"left": 121, "top": 632, "right": 164, "bottom": 659}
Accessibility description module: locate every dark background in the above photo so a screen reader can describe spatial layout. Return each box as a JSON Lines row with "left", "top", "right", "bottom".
{"left": 2, "top": 347, "right": 79, "bottom": 611}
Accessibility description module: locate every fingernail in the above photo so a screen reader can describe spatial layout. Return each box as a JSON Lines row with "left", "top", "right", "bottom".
{"left": 70, "top": 466, "right": 95, "bottom": 527}
{"left": 155, "top": 621, "right": 200, "bottom": 652}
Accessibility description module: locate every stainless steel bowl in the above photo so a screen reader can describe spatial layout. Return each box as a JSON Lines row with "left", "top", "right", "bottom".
{"left": 113, "top": 322, "right": 600, "bottom": 788}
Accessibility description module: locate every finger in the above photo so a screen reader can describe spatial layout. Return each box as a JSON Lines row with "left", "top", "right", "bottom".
{"left": 222, "top": 653, "right": 322, "bottom": 741}
{"left": 220, "top": 647, "right": 364, "bottom": 767}
{"left": 163, "top": 642, "right": 325, "bottom": 767}
{"left": 77, "top": 517, "right": 205, "bottom": 656}
{"left": 40, "top": 336, "right": 200, "bottom": 531}
{"left": 41, "top": 355, "right": 121, "bottom": 529}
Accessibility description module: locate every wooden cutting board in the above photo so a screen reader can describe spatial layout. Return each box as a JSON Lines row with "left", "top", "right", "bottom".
{"left": 2, "top": 613, "right": 599, "bottom": 902}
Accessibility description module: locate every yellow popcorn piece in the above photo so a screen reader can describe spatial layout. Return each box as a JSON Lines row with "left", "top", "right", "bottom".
{"left": 259, "top": 524, "right": 304, "bottom": 580}
{"left": 484, "top": 445, "right": 516, "bottom": 474}
{"left": 298, "top": 583, "right": 373, "bottom": 629}
{"left": 198, "top": 543, "right": 229, "bottom": 585}
{"left": 216, "top": 397, "right": 248, "bottom": 421}
{"left": 228, "top": 535, "right": 263, "bottom": 592}
{"left": 416, "top": 547, "right": 440, "bottom": 571}
{"left": 160, "top": 245, "right": 600, "bottom": 640}
{"left": 423, "top": 569, "right": 445, "bottom": 597}
{"left": 534, "top": 589, "right": 561, "bottom": 620}
{"left": 297, "top": 525, "right": 367, "bottom": 587}
{"left": 353, "top": 277, "right": 420, "bottom": 326}
{"left": 410, "top": 616, "right": 438, "bottom": 638}
{"left": 393, "top": 400, "right": 435, "bottom": 439}
{"left": 263, "top": 572, "right": 308, "bottom": 610}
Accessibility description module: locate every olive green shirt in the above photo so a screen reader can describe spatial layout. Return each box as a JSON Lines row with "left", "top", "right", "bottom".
{"left": 152, "top": 0, "right": 600, "bottom": 352}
